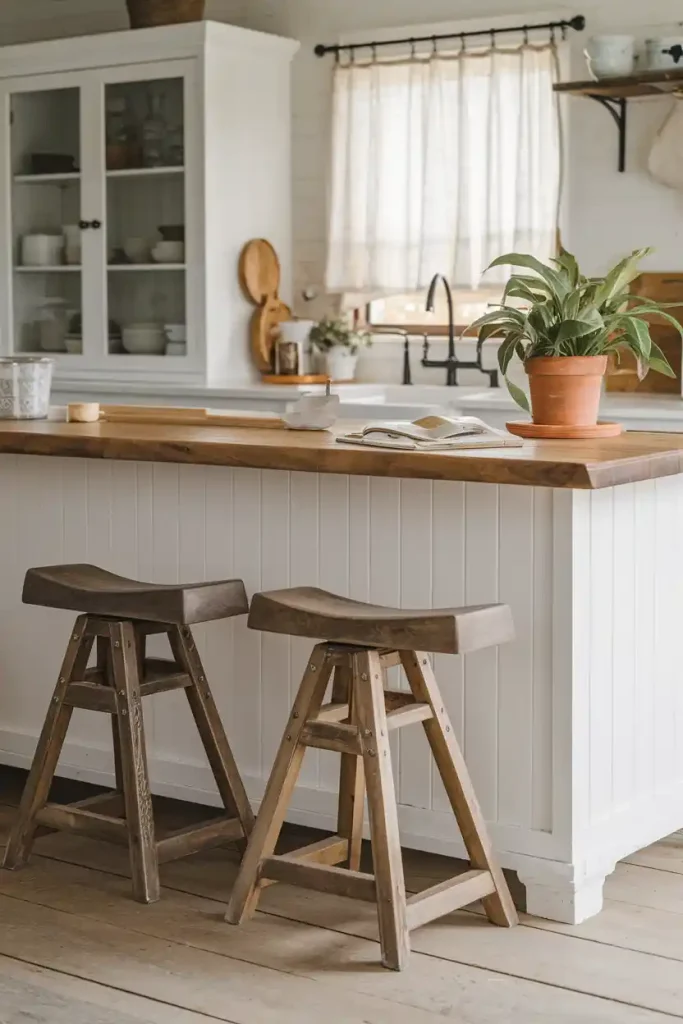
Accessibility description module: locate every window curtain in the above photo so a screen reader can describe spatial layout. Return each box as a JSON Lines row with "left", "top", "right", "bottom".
{"left": 325, "top": 43, "right": 561, "bottom": 293}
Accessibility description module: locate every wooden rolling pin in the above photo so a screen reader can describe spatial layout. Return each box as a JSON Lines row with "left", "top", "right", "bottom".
{"left": 67, "top": 403, "right": 285, "bottom": 429}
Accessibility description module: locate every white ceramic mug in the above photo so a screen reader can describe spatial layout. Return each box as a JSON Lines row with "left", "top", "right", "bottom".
{"left": 585, "top": 35, "right": 635, "bottom": 79}
{"left": 645, "top": 37, "right": 683, "bottom": 70}
{"left": 123, "top": 237, "right": 150, "bottom": 264}
{"left": 22, "top": 234, "right": 64, "bottom": 267}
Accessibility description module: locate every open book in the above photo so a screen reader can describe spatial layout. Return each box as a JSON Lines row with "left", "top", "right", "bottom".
{"left": 337, "top": 415, "right": 523, "bottom": 451}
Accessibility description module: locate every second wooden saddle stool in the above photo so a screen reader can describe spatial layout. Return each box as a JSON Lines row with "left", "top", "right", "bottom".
{"left": 3, "top": 564, "right": 254, "bottom": 903}
{"left": 226, "top": 587, "right": 519, "bottom": 970}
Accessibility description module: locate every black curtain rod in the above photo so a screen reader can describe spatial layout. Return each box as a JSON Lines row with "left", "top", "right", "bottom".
{"left": 314, "top": 14, "right": 585, "bottom": 58}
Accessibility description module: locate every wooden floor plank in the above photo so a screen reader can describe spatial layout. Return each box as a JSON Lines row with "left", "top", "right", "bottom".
{"left": 3, "top": 771, "right": 683, "bottom": 1022}
{"left": 0, "top": 837, "right": 680, "bottom": 1022}
{"left": 0, "top": 954, "right": 221, "bottom": 1024}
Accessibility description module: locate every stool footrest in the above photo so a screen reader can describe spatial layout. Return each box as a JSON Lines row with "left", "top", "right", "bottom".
{"left": 35, "top": 802, "right": 129, "bottom": 845}
{"left": 261, "top": 854, "right": 376, "bottom": 901}
{"left": 406, "top": 869, "right": 496, "bottom": 931}
{"left": 82, "top": 658, "right": 192, "bottom": 700}
{"left": 155, "top": 815, "right": 244, "bottom": 864}
{"left": 301, "top": 720, "right": 362, "bottom": 755}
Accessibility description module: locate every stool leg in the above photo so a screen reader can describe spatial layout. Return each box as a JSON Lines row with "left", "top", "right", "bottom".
{"left": 98, "top": 636, "right": 125, "bottom": 799}
{"left": 109, "top": 620, "right": 159, "bottom": 904}
{"left": 401, "top": 651, "right": 518, "bottom": 928}
{"left": 3, "top": 615, "right": 93, "bottom": 870}
{"left": 333, "top": 662, "right": 365, "bottom": 871}
{"left": 353, "top": 649, "right": 409, "bottom": 971}
{"left": 226, "top": 643, "right": 333, "bottom": 925}
{"left": 170, "top": 626, "right": 255, "bottom": 837}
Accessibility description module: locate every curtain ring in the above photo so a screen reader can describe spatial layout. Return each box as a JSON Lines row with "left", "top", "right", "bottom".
{"left": 460, "top": 32, "right": 467, "bottom": 53}
{"left": 490, "top": 29, "right": 496, "bottom": 50}
{"left": 431, "top": 35, "right": 438, "bottom": 57}
{"left": 523, "top": 25, "right": 529, "bottom": 45}
{"left": 550, "top": 25, "right": 557, "bottom": 46}
{"left": 334, "top": 48, "right": 340, "bottom": 65}
{"left": 348, "top": 45, "right": 355, "bottom": 64}
{"left": 410, "top": 37, "right": 416, "bottom": 59}
{"left": 371, "top": 43, "right": 377, "bottom": 63}
{"left": 561, "top": 24, "right": 568, "bottom": 41}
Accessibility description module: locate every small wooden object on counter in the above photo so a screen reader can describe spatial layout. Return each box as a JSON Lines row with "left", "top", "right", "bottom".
{"left": 225, "top": 586, "right": 518, "bottom": 970}
{"left": 606, "top": 273, "right": 683, "bottom": 395}
{"left": 3, "top": 563, "right": 255, "bottom": 903}
{"left": 67, "top": 402, "right": 100, "bottom": 423}
{"left": 261, "top": 374, "right": 328, "bottom": 385}
{"left": 239, "top": 238, "right": 292, "bottom": 373}
{"left": 506, "top": 420, "right": 624, "bottom": 439}
{"left": 66, "top": 403, "right": 287, "bottom": 429}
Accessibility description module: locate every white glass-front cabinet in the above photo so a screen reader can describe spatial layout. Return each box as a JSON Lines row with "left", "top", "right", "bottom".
{"left": 0, "top": 23, "right": 297, "bottom": 384}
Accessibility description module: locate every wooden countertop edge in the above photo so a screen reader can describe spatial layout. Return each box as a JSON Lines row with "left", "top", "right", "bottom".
{"left": 3, "top": 423, "right": 683, "bottom": 488}
{"left": 0, "top": 429, "right": 610, "bottom": 489}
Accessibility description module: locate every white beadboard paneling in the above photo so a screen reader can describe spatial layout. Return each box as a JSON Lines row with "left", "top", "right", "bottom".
{"left": 464, "top": 482, "right": 499, "bottom": 821}
{"left": 497, "top": 485, "right": 534, "bottom": 829}
{"left": 431, "top": 480, "right": 465, "bottom": 814}
{"left": 318, "top": 472, "right": 349, "bottom": 792}
{"left": 231, "top": 468, "right": 262, "bottom": 778}
{"left": 532, "top": 487, "right": 553, "bottom": 833}
{"left": 588, "top": 487, "right": 614, "bottom": 825}
{"left": 611, "top": 483, "right": 636, "bottom": 810}
{"left": 398, "top": 478, "right": 432, "bottom": 811}
{"left": 289, "top": 470, "right": 320, "bottom": 791}
{"left": 5, "top": 455, "right": 683, "bottom": 922}
{"left": 260, "top": 470, "right": 291, "bottom": 778}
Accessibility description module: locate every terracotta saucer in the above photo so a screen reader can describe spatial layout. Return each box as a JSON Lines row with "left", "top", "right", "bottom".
{"left": 506, "top": 421, "right": 624, "bottom": 440}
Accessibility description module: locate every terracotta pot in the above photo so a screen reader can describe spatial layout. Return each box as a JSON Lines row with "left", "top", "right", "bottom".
{"left": 526, "top": 356, "right": 607, "bottom": 427}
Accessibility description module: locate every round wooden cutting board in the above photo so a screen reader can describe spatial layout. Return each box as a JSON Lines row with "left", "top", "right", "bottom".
{"left": 250, "top": 297, "right": 292, "bottom": 373}
{"left": 239, "top": 239, "right": 281, "bottom": 304}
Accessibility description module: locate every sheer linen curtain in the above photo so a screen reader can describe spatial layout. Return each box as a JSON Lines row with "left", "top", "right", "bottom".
{"left": 325, "top": 43, "right": 561, "bottom": 294}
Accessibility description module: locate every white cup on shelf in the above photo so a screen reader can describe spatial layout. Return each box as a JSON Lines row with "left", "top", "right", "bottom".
{"left": 21, "top": 234, "right": 64, "bottom": 267}
{"left": 123, "top": 237, "right": 150, "bottom": 264}
{"left": 585, "top": 35, "right": 636, "bottom": 79}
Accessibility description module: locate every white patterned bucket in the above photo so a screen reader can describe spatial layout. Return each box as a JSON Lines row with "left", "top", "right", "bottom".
{"left": 0, "top": 357, "right": 54, "bottom": 419}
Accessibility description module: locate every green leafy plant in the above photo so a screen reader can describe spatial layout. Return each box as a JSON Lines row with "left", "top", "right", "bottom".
{"left": 469, "top": 247, "right": 681, "bottom": 411}
{"left": 309, "top": 316, "right": 372, "bottom": 355}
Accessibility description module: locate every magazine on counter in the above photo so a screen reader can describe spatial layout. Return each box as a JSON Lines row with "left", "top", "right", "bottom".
{"left": 336, "top": 415, "right": 523, "bottom": 452}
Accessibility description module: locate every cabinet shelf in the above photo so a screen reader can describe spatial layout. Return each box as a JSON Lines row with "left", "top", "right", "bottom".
{"left": 14, "top": 265, "right": 81, "bottom": 273}
{"left": 108, "top": 263, "right": 185, "bottom": 271}
{"left": 106, "top": 166, "right": 184, "bottom": 179}
{"left": 13, "top": 172, "right": 80, "bottom": 184}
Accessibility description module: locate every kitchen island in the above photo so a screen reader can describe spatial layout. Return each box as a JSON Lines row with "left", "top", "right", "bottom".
{"left": 1, "top": 420, "right": 682, "bottom": 925}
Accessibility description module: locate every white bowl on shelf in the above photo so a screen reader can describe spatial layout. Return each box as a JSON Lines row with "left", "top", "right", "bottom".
{"left": 151, "top": 241, "right": 184, "bottom": 264}
{"left": 122, "top": 323, "right": 166, "bottom": 355}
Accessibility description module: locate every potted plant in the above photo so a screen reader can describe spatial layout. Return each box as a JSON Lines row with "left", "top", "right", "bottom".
{"left": 470, "top": 247, "right": 681, "bottom": 433}
{"left": 309, "top": 316, "right": 371, "bottom": 381}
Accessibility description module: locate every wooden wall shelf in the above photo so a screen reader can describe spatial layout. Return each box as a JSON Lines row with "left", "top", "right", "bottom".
{"left": 554, "top": 68, "right": 683, "bottom": 172}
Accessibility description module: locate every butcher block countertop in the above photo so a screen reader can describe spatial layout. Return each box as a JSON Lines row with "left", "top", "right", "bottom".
{"left": 1, "top": 419, "right": 683, "bottom": 489}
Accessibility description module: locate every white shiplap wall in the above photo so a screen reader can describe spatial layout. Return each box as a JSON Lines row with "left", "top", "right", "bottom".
{"left": 2, "top": 453, "right": 683, "bottom": 922}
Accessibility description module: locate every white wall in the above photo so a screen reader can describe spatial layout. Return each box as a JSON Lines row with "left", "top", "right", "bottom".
{"left": 8, "top": 0, "right": 683, "bottom": 383}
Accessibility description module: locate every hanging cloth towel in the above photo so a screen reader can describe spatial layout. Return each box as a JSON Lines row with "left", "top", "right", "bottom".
{"left": 648, "top": 96, "right": 683, "bottom": 190}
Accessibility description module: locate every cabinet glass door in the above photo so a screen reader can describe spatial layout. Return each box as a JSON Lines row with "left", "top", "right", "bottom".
{"left": 104, "top": 74, "right": 186, "bottom": 360}
{"left": 9, "top": 85, "right": 83, "bottom": 358}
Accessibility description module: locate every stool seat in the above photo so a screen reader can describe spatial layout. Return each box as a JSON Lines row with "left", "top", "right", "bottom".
{"left": 248, "top": 587, "right": 514, "bottom": 655}
{"left": 23, "top": 564, "right": 248, "bottom": 625}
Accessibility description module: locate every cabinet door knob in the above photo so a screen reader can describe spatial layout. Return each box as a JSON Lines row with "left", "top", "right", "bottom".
{"left": 91, "top": 219, "right": 102, "bottom": 230}
{"left": 78, "top": 219, "right": 90, "bottom": 230}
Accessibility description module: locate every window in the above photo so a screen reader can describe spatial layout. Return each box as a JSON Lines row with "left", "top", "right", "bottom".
{"left": 325, "top": 31, "right": 561, "bottom": 299}
{"left": 367, "top": 286, "right": 505, "bottom": 334}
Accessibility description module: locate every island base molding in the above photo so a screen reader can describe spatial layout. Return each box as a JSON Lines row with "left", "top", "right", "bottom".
{"left": 2, "top": 454, "right": 683, "bottom": 925}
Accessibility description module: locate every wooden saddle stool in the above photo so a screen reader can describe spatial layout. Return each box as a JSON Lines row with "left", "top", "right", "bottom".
{"left": 226, "top": 587, "right": 519, "bottom": 970}
{"left": 3, "top": 564, "right": 254, "bottom": 903}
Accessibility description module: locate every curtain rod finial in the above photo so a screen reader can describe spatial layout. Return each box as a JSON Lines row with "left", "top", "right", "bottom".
{"left": 314, "top": 43, "right": 327, "bottom": 57}
{"left": 569, "top": 15, "right": 586, "bottom": 32}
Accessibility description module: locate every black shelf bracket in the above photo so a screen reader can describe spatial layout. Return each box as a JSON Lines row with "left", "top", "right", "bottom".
{"left": 587, "top": 95, "right": 627, "bottom": 172}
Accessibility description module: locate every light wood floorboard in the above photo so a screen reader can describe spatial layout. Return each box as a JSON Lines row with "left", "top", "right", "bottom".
{"left": 1, "top": 770, "right": 682, "bottom": 1022}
